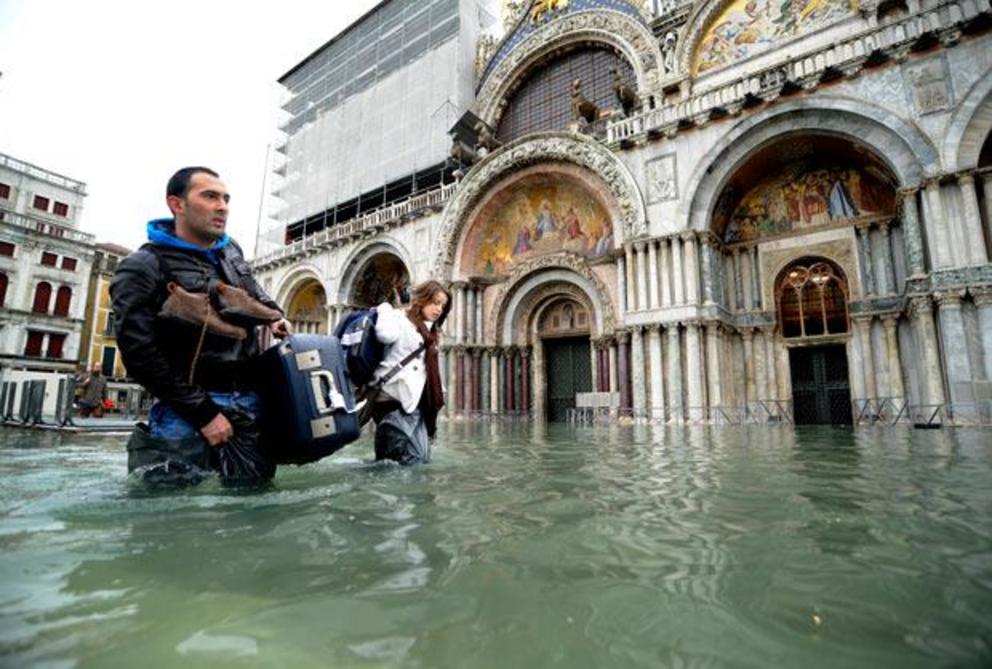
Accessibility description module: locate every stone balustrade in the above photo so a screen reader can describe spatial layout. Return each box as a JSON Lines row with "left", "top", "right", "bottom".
{"left": 252, "top": 182, "right": 456, "bottom": 270}
{"left": 0, "top": 211, "right": 95, "bottom": 244}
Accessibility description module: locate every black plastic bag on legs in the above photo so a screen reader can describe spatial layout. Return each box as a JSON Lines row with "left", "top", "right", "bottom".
{"left": 217, "top": 406, "right": 276, "bottom": 488}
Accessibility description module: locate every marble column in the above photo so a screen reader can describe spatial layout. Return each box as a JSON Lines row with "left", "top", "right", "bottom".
{"left": 881, "top": 316, "right": 904, "bottom": 401}
{"left": 705, "top": 323, "right": 722, "bottom": 416}
{"left": 923, "top": 178, "right": 952, "bottom": 268}
{"left": 625, "top": 245, "right": 636, "bottom": 311}
{"left": 521, "top": 348, "right": 531, "bottom": 415}
{"left": 740, "top": 249, "right": 754, "bottom": 311}
{"left": 733, "top": 249, "right": 744, "bottom": 311}
{"left": 492, "top": 350, "right": 501, "bottom": 415}
{"left": 617, "top": 254, "right": 629, "bottom": 314}
{"left": 741, "top": 328, "right": 757, "bottom": 406}
{"left": 617, "top": 332, "right": 631, "bottom": 415}
{"left": 666, "top": 325, "right": 683, "bottom": 422}
{"left": 505, "top": 348, "right": 516, "bottom": 412}
{"left": 685, "top": 321, "right": 704, "bottom": 421}
{"left": 683, "top": 233, "right": 700, "bottom": 305}
{"left": 590, "top": 339, "right": 600, "bottom": 394}
{"left": 972, "top": 287, "right": 992, "bottom": 381}
{"left": 455, "top": 348, "right": 465, "bottom": 414}
{"left": 700, "top": 235, "right": 716, "bottom": 306}
{"left": 981, "top": 173, "right": 992, "bottom": 245}
{"left": 908, "top": 295, "right": 946, "bottom": 406}
{"left": 762, "top": 326, "right": 778, "bottom": 401}
{"left": 455, "top": 283, "right": 466, "bottom": 344}
{"left": 608, "top": 340, "right": 618, "bottom": 394}
{"left": 659, "top": 240, "right": 672, "bottom": 307}
{"left": 496, "top": 349, "right": 506, "bottom": 414}
{"left": 472, "top": 349, "right": 482, "bottom": 413}
{"left": 877, "top": 223, "right": 897, "bottom": 296}
{"left": 446, "top": 347, "right": 458, "bottom": 416}
{"left": 957, "top": 173, "right": 989, "bottom": 265}
{"left": 775, "top": 333, "right": 792, "bottom": 404}
{"left": 899, "top": 187, "right": 926, "bottom": 278}
{"left": 749, "top": 246, "right": 761, "bottom": 309}
{"left": 856, "top": 225, "right": 876, "bottom": 298}
{"left": 465, "top": 288, "right": 475, "bottom": 344}
{"left": 671, "top": 236, "right": 685, "bottom": 305}
{"left": 476, "top": 288, "right": 484, "bottom": 345}
{"left": 481, "top": 348, "right": 491, "bottom": 413}
{"left": 647, "top": 240, "right": 660, "bottom": 309}
{"left": 935, "top": 290, "right": 973, "bottom": 407}
{"left": 648, "top": 325, "right": 665, "bottom": 422}
{"left": 635, "top": 242, "right": 649, "bottom": 312}
{"left": 631, "top": 326, "right": 647, "bottom": 419}
{"left": 855, "top": 317, "right": 877, "bottom": 401}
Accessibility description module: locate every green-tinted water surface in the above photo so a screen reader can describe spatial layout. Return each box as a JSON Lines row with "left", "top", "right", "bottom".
{"left": 1, "top": 424, "right": 990, "bottom": 668}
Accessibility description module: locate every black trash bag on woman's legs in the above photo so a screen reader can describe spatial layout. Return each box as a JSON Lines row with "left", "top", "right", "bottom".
{"left": 217, "top": 406, "right": 276, "bottom": 488}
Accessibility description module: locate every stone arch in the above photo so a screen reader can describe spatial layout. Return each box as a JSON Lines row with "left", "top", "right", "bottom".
{"left": 527, "top": 285, "right": 595, "bottom": 340}
{"left": 284, "top": 275, "right": 330, "bottom": 335}
{"left": 337, "top": 238, "right": 413, "bottom": 306}
{"left": 943, "top": 72, "right": 992, "bottom": 171}
{"left": 433, "top": 132, "right": 646, "bottom": 280}
{"left": 477, "top": 9, "right": 663, "bottom": 128}
{"left": 675, "top": 0, "right": 735, "bottom": 80}
{"left": 682, "top": 97, "right": 940, "bottom": 233}
{"left": 488, "top": 251, "right": 617, "bottom": 346}
{"left": 273, "top": 264, "right": 326, "bottom": 308}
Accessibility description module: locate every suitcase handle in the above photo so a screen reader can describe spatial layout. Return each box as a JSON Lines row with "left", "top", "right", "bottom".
{"left": 310, "top": 370, "right": 347, "bottom": 414}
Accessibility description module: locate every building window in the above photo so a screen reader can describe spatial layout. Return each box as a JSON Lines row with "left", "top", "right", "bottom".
{"left": 777, "top": 260, "right": 850, "bottom": 338}
{"left": 61, "top": 256, "right": 77, "bottom": 271}
{"left": 47, "top": 333, "right": 66, "bottom": 359}
{"left": 32, "top": 281, "right": 52, "bottom": 313}
{"left": 53, "top": 286, "right": 72, "bottom": 316}
{"left": 102, "top": 345, "right": 117, "bottom": 376}
{"left": 104, "top": 310, "right": 116, "bottom": 336}
{"left": 0, "top": 183, "right": 10, "bottom": 200}
{"left": 0, "top": 272, "right": 7, "bottom": 307}
{"left": 53, "top": 201, "right": 69, "bottom": 217}
{"left": 33, "top": 195, "right": 50, "bottom": 212}
{"left": 41, "top": 252, "right": 58, "bottom": 266}
{"left": 0, "top": 241, "right": 14, "bottom": 257}
{"left": 24, "top": 331, "right": 44, "bottom": 357}
{"left": 496, "top": 47, "right": 635, "bottom": 142}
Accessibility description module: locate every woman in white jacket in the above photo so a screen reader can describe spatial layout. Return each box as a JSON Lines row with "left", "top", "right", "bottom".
{"left": 371, "top": 280, "right": 451, "bottom": 465}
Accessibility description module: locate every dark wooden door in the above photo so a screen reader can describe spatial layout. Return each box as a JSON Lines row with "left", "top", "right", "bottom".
{"left": 790, "top": 344, "right": 853, "bottom": 425}
{"left": 544, "top": 336, "right": 592, "bottom": 422}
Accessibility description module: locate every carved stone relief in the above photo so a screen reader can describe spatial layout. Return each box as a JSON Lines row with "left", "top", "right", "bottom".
{"left": 760, "top": 232, "right": 860, "bottom": 310}
{"left": 902, "top": 55, "right": 953, "bottom": 116}
{"left": 646, "top": 153, "right": 678, "bottom": 203}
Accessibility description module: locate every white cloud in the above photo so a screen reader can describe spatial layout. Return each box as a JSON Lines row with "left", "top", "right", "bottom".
{"left": 0, "top": 0, "right": 380, "bottom": 256}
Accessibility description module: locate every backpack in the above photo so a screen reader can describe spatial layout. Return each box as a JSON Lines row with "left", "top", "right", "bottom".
{"left": 333, "top": 309, "right": 385, "bottom": 388}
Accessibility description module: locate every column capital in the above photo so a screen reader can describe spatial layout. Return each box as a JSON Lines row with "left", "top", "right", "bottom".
{"left": 450, "top": 280, "right": 469, "bottom": 290}
{"left": 851, "top": 314, "right": 874, "bottom": 329}
{"left": 922, "top": 175, "right": 945, "bottom": 190}
{"left": 970, "top": 286, "right": 992, "bottom": 307}
{"left": 897, "top": 185, "right": 920, "bottom": 199}
{"left": 680, "top": 230, "right": 697, "bottom": 243}
{"left": 877, "top": 220, "right": 891, "bottom": 236}
{"left": 881, "top": 314, "right": 900, "bottom": 329}
{"left": 469, "top": 347, "right": 482, "bottom": 359}
{"left": 616, "top": 330, "right": 631, "bottom": 344}
{"left": 934, "top": 289, "right": 967, "bottom": 308}
{"left": 645, "top": 323, "right": 663, "bottom": 335}
{"left": 956, "top": 171, "right": 975, "bottom": 186}
{"left": 759, "top": 324, "right": 777, "bottom": 337}
{"left": 907, "top": 294, "right": 933, "bottom": 317}
{"left": 739, "top": 326, "right": 755, "bottom": 341}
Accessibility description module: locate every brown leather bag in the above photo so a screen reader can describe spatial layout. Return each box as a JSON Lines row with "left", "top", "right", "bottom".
{"left": 158, "top": 282, "right": 247, "bottom": 340}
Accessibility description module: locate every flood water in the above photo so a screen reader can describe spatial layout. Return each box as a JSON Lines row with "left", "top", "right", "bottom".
{"left": 1, "top": 423, "right": 991, "bottom": 669}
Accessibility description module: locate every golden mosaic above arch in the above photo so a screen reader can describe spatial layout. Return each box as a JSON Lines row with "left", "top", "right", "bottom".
{"left": 693, "top": 0, "right": 859, "bottom": 75}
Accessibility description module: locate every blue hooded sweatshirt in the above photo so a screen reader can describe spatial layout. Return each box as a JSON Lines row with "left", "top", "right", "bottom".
{"left": 146, "top": 218, "right": 232, "bottom": 265}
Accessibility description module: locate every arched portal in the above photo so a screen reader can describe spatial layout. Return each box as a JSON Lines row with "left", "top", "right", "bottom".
{"left": 347, "top": 252, "right": 410, "bottom": 309}
{"left": 286, "top": 279, "right": 328, "bottom": 334}
{"left": 536, "top": 296, "right": 593, "bottom": 422}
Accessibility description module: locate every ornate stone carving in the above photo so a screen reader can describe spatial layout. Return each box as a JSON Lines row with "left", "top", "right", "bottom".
{"left": 432, "top": 133, "right": 646, "bottom": 277}
{"left": 475, "top": 34, "right": 498, "bottom": 81}
{"left": 934, "top": 289, "right": 967, "bottom": 308}
{"left": 970, "top": 286, "right": 992, "bottom": 307}
{"left": 907, "top": 294, "right": 933, "bottom": 319}
{"left": 477, "top": 10, "right": 663, "bottom": 126}
{"left": 645, "top": 153, "right": 678, "bottom": 203}
{"left": 931, "top": 265, "right": 992, "bottom": 290}
{"left": 487, "top": 251, "right": 618, "bottom": 343}
{"left": 903, "top": 55, "right": 953, "bottom": 116}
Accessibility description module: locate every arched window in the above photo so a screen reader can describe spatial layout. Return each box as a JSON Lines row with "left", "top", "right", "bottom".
{"left": 497, "top": 46, "right": 635, "bottom": 142}
{"left": 0, "top": 272, "right": 7, "bottom": 306}
{"left": 32, "top": 281, "right": 52, "bottom": 314}
{"left": 53, "top": 286, "right": 72, "bottom": 316}
{"left": 777, "top": 260, "right": 849, "bottom": 338}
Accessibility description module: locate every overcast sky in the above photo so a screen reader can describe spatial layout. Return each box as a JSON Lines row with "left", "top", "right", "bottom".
{"left": 0, "top": 0, "right": 380, "bottom": 257}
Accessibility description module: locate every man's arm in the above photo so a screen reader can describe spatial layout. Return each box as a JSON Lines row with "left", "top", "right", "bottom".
{"left": 110, "top": 251, "right": 223, "bottom": 431}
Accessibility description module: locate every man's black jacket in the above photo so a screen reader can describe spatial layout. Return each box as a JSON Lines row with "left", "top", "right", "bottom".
{"left": 110, "top": 238, "right": 282, "bottom": 429}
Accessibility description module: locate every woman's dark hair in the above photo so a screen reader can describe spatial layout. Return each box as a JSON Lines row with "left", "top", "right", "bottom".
{"left": 166, "top": 167, "right": 219, "bottom": 199}
{"left": 408, "top": 280, "right": 452, "bottom": 328}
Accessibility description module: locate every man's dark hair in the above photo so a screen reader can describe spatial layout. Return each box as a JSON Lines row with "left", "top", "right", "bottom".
{"left": 166, "top": 167, "right": 219, "bottom": 199}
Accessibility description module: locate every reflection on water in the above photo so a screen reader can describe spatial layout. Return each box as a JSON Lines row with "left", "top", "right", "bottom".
{"left": 1, "top": 425, "right": 990, "bottom": 668}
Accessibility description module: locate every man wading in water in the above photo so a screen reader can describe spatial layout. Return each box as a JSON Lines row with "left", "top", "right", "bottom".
{"left": 111, "top": 167, "right": 289, "bottom": 485}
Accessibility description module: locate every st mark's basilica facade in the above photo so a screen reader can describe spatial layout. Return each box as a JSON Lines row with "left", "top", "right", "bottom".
{"left": 252, "top": 0, "right": 992, "bottom": 425}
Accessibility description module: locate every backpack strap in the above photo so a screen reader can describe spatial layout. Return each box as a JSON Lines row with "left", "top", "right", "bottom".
{"left": 374, "top": 342, "right": 426, "bottom": 387}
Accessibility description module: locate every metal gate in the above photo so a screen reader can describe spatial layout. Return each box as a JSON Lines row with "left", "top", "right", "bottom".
{"left": 789, "top": 344, "right": 853, "bottom": 425}
{"left": 545, "top": 336, "right": 592, "bottom": 422}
